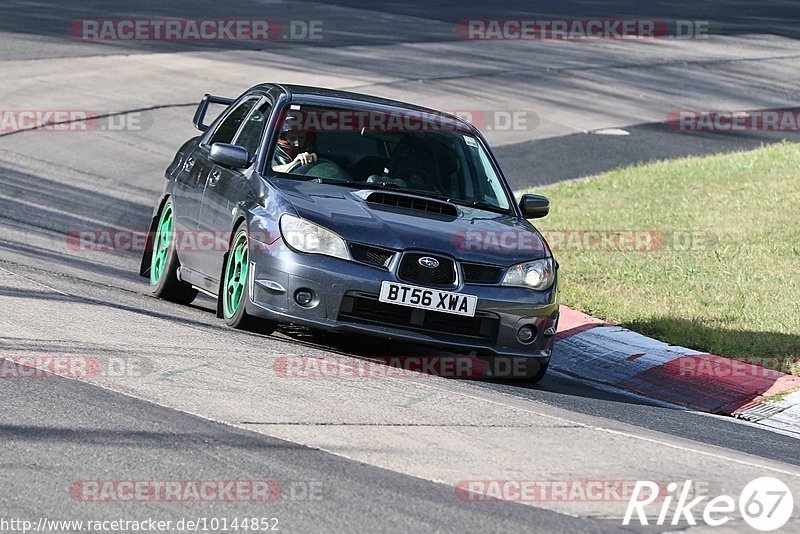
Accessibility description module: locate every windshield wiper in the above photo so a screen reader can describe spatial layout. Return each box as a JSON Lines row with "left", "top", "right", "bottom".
{"left": 448, "top": 199, "right": 511, "bottom": 214}
{"left": 307, "top": 177, "right": 393, "bottom": 188}
{"left": 307, "top": 176, "right": 351, "bottom": 184}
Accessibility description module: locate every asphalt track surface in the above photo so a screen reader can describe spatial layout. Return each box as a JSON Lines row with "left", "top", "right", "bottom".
{"left": 1, "top": 1, "right": 800, "bottom": 532}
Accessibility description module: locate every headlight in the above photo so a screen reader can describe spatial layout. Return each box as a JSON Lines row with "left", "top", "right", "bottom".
{"left": 279, "top": 214, "right": 351, "bottom": 261}
{"left": 501, "top": 258, "right": 555, "bottom": 291}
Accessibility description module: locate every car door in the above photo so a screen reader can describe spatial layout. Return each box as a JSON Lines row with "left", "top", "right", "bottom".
{"left": 173, "top": 97, "right": 256, "bottom": 275}
{"left": 169, "top": 98, "right": 258, "bottom": 274}
{"left": 170, "top": 143, "right": 209, "bottom": 269}
{"left": 196, "top": 97, "right": 271, "bottom": 280}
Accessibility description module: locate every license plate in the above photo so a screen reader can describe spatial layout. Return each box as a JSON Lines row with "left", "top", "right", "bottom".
{"left": 378, "top": 281, "right": 478, "bottom": 317}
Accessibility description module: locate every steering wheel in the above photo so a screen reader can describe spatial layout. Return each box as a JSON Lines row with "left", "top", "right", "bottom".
{"left": 290, "top": 157, "right": 351, "bottom": 181}
{"left": 284, "top": 156, "right": 320, "bottom": 173}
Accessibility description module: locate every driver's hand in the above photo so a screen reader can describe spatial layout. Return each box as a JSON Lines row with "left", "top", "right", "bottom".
{"left": 294, "top": 152, "right": 318, "bottom": 166}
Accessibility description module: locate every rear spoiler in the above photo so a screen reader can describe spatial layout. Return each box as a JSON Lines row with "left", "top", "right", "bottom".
{"left": 192, "top": 94, "right": 235, "bottom": 131}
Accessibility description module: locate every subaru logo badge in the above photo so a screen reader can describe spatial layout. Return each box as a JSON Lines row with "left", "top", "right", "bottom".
{"left": 418, "top": 256, "right": 440, "bottom": 269}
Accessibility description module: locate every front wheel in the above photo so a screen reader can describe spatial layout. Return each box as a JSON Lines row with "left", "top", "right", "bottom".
{"left": 526, "top": 361, "right": 549, "bottom": 384}
{"left": 149, "top": 199, "right": 198, "bottom": 304}
{"left": 221, "top": 222, "right": 278, "bottom": 335}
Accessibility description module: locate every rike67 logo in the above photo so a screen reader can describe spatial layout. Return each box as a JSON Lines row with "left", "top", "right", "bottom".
{"left": 624, "top": 477, "right": 794, "bottom": 531}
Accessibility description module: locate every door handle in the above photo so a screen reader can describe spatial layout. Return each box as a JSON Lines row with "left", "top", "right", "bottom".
{"left": 184, "top": 157, "right": 195, "bottom": 171}
{"left": 208, "top": 170, "right": 221, "bottom": 186}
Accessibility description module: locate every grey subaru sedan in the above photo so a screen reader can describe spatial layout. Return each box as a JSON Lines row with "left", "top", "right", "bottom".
{"left": 141, "top": 84, "right": 558, "bottom": 381}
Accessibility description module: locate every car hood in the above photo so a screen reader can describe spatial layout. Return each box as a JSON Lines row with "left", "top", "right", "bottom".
{"left": 273, "top": 179, "right": 550, "bottom": 265}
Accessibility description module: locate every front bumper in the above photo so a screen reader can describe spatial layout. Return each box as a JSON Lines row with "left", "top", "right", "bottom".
{"left": 246, "top": 237, "right": 559, "bottom": 360}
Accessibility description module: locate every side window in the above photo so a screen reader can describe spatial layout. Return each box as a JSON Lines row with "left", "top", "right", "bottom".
{"left": 207, "top": 99, "right": 257, "bottom": 146}
{"left": 232, "top": 102, "right": 271, "bottom": 160}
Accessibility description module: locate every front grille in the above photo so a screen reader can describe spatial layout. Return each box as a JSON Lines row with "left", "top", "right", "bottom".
{"left": 339, "top": 294, "right": 499, "bottom": 342}
{"left": 462, "top": 262, "right": 503, "bottom": 284}
{"left": 365, "top": 192, "right": 458, "bottom": 217}
{"left": 350, "top": 243, "right": 394, "bottom": 269}
{"left": 398, "top": 253, "right": 456, "bottom": 286}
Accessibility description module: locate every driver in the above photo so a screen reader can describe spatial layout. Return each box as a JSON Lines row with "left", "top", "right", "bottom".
{"left": 270, "top": 117, "right": 350, "bottom": 181}
{"left": 273, "top": 123, "right": 318, "bottom": 172}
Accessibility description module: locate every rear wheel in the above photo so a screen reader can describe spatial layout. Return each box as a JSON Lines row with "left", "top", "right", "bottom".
{"left": 222, "top": 222, "right": 277, "bottom": 335}
{"left": 149, "top": 199, "right": 197, "bottom": 304}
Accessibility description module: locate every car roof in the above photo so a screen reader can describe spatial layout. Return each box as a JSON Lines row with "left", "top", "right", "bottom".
{"left": 253, "top": 83, "right": 471, "bottom": 127}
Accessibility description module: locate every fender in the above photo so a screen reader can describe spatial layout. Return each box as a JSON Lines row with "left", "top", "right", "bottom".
{"left": 139, "top": 193, "right": 170, "bottom": 278}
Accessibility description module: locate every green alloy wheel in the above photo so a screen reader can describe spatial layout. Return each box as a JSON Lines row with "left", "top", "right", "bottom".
{"left": 223, "top": 229, "right": 249, "bottom": 318}
{"left": 150, "top": 202, "right": 174, "bottom": 286}
{"left": 221, "top": 222, "right": 277, "bottom": 335}
{"left": 148, "top": 199, "right": 197, "bottom": 304}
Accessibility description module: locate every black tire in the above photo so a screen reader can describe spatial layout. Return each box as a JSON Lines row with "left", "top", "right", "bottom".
{"left": 527, "top": 361, "right": 549, "bottom": 384}
{"left": 149, "top": 199, "right": 198, "bottom": 305}
{"left": 221, "top": 221, "right": 278, "bottom": 335}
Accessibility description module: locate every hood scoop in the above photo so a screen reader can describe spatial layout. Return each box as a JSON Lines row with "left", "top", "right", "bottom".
{"left": 364, "top": 191, "right": 458, "bottom": 218}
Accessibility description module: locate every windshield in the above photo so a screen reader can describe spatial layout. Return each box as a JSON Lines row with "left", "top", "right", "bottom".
{"left": 271, "top": 106, "right": 512, "bottom": 211}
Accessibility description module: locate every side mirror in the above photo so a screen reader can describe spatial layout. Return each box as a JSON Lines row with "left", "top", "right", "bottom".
{"left": 519, "top": 194, "right": 549, "bottom": 219}
{"left": 209, "top": 143, "right": 249, "bottom": 169}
